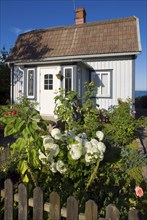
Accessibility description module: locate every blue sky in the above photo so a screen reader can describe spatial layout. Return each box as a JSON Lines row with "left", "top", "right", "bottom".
{"left": 0, "top": 0, "right": 147, "bottom": 90}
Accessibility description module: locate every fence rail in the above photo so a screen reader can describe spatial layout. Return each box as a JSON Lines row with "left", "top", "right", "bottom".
{"left": 0, "top": 179, "right": 141, "bottom": 220}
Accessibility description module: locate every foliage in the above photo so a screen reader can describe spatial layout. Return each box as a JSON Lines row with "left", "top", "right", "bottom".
{"left": 0, "top": 89, "right": 147, "bottom": 219}
{"left": 0, "top": 47, "right": 10, "bottom": 104}
{"left": 103, "top": 99, "right": 146, "bottom": 146}
{"left": 0, "top": 96, "right": 47, "bottom": 184}
{"left": 0, "top": 46, "right": 9, "bottom": 63}
{"left": 54, "top": 82, "right": 104, "bottom": 137}
{"left": 135, "top": 95, "right": 147, "bottom": 109}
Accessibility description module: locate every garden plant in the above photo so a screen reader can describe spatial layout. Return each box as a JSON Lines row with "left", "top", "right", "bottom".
{"left": 0, "top": 83, "right": 147, "bottom": 219}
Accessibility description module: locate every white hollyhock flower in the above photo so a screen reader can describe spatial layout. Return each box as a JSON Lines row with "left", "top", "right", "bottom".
{"left": 75, "top": 136, "right": 82, "bottom": 145}
{"left": 97, "top": 142, "right": 106, "bottom": 153}
{"left": 99, "top": 152, "right": 104, "bottom": 161}
{"left": 85, "top": 153, "right": 93, "bottom": 163}
{"left": 64, "top": 130, "right": 75, "bottom": 138}
{"left": 42, "top": 135, "right": 54, "bottom": 145}
{"left": 44, "top": 143, "right": 60, "bottom": 157}
{"left": 96, "top": 131, "right": 104, "bottom": 141}
{"left": 84, "top": 141, "right": 93, "bottom": 153}
{"left": 90, "top": 139, "right": 100, "bottom": 152}
{"left": 50, "top": 161, "right": 57, "bottom": 173}
{"left": 39, "top": 150, "right": 46, "bottom": 160}
{"left": 69, "top": 144, "right": 82, "bottom": 160}
{"left": 78, "top": 133, "right": 87, "bottom": 140}
{"left": 56, "top": 160, "right": 67, "bottom": 174}
{"left": 51, "top": 128, "right": 62, "bottom": 140}
{"left": 38, "top": 150, "right": 47, "bottom": 164}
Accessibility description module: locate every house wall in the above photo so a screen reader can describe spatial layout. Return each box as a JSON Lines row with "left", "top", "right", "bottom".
{"left": 87, "top": 56, "right": 135, "bottom": 110}
{"left": 11, "top": 56, "right": 135, "bottom": 115}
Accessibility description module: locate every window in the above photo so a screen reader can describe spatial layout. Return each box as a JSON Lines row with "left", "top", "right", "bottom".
{"left": 64, "top": 68, "right": 72, "bottom": 92}
{"left": 27, "top": 69, "right": 35, "bottom": 98}
{"left": 92, "top": 71, "right": 111, "bottom": 97}
{"left": 44, "top": 74, "right": 53, "bottom": 90}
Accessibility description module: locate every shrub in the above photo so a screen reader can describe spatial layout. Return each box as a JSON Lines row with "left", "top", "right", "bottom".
{"left": 0, "top": 92, "right": 147, "bottom": 219}
{"left": 135, "top": 95, "right": 147, "bottom": 108}
{"left": 104, "top": 99, "right": 146, "bottom": 146}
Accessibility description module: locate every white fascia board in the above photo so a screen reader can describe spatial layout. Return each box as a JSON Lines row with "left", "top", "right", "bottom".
{"left": 136, "top": 17, "right": 142, "bottom": 52}
{"left": 8, "top": 51, "right": 141, "bottom": 66}
{"left": 42, "top": 52, "right": 141, "bottom": 60}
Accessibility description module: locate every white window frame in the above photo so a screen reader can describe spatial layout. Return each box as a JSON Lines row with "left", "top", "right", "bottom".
{"left": 92, "top": 70, "right": 111, "bottom": 97}
{"left": 27, "top": 69, "right": 35, "bottom": 99}
{"left": 63, "top": 67, "right": 73, "bottom": 92}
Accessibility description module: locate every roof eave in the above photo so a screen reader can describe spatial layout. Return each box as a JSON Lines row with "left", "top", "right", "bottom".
{"left": 7, "top": 51, "right": 141, "bottom": 66}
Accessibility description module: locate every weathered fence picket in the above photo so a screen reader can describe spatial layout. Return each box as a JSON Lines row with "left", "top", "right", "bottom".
{"left": 0, "top": 178, "right": 142, "bottom": 220}
{"left": 4, "top": 179, "right": 13, "bottom": 220}
{"left": 18, "top": 183, "right": 27, "bottom": 220}
{"left": 67, "top": 196, "right": 78, "bottom": 220}
{"left": 50, "top": 191, "right": 61, "bottom": 220}
{"left": 128, "top": 209, "right": 140, "bottom": 220}
{"left": 85, "top": 200, "right": 98, "bottom": 220}
{"left": 33, "top": 187, "right": 43, "bottom": 220}
{"left": 106, "top": 204, "right": 120, "bottom": 220}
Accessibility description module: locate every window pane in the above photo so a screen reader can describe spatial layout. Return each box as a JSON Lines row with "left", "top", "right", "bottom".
{"left": 44, "top": 74, "right": 53, "bottom": 90}
{"left": 69, "top": 79, "right": 71, "bottom": 91}
{"left": 65, "top": 68, "right": 72, "bottom": 92}
{"left": 97, "top": 74, "right": 101, "bottom": 95}
{"left": 49, "top": 75, "right": 53, "bottom": 79}
{"left": 44, "top": 74, "right": 48, "bottom": 79}
{"left": 65, "top": 69, "right": 71, "bottom": 78}
{"left": 92, "top": 71, "right": 110, "bottom": 97}
{"left": 49, "top": 80, "right": 52, "bottom": 84}
{"left": 101, "top": 74, "right": 108, "bottom": 95}
{"left": 44, "top": 85, "right": 48, "bottom": 90}
{"left": 28, "top": 70, "right": 34, "bottom": 96}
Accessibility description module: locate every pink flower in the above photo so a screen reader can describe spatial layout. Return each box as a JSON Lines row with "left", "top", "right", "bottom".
{"left": 135, "top": 186, "right": 143, "bottom": 198}
{"left": 11, "top": 109, "right": 17, "bottom": 116}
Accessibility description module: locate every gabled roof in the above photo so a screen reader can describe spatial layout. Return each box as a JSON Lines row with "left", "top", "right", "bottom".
{"left": 8, "top": 16, "right": 141, "bottom": 63}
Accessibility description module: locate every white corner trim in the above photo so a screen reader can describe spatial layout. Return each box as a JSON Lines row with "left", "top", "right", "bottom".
{"left": 136, "top": 17, "right": 142, "bottom": 52}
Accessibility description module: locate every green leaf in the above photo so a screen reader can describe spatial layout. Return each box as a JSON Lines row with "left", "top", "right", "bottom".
{"left": 4, "top": 123, "right": 16, "bottom": 136}
{"left": 20, "top": 160, "right": 28, "bottom": 175}
{"left": 10, "top": 138, "right": 27, "bottom": 155}
{"left": 23, "top": 174, "right": 29, "bottom": 183}
{"left": 29, "top": 149, "right": 40, "bottom": 168}
{"left": 22, "top": 125, "right": 30, "bottom": 138}
{"left": 15, "top": 119, "right": 25, "bottom": 132}
{"left": 36, "top": 137, "right": 43, "bottom": 148}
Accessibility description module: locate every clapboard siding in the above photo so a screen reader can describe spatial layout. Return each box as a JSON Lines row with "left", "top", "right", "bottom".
{"left": 87, "top": 57, "right": 134, "bottom": 109}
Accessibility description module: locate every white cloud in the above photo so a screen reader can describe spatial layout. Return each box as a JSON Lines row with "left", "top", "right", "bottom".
{"left": 10, "top": 27, "right": 32, "bottom": 35}
{"left": 11, "top": 27, "right": 22, "bottom": 35}
{"left": 23, "top": 29, "right": 32, "bottom": 33}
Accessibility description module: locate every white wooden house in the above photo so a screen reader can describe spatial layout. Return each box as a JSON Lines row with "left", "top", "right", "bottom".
{"left": 7, "top": 8, "right": 141, "bottom": 117}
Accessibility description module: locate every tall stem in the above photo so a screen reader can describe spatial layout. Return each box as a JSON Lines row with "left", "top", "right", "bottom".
{"left": 86, "top": 160, "right": 100, "bottom": 189}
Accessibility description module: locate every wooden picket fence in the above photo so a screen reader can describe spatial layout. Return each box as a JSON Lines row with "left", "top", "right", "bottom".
{"left": 0, "top": 179, "right": 141, "bottom": 220}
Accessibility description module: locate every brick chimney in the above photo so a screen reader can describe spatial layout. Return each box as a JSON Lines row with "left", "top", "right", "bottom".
{"left": 75, "top": 8, "right": 86, "bottom": 25}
